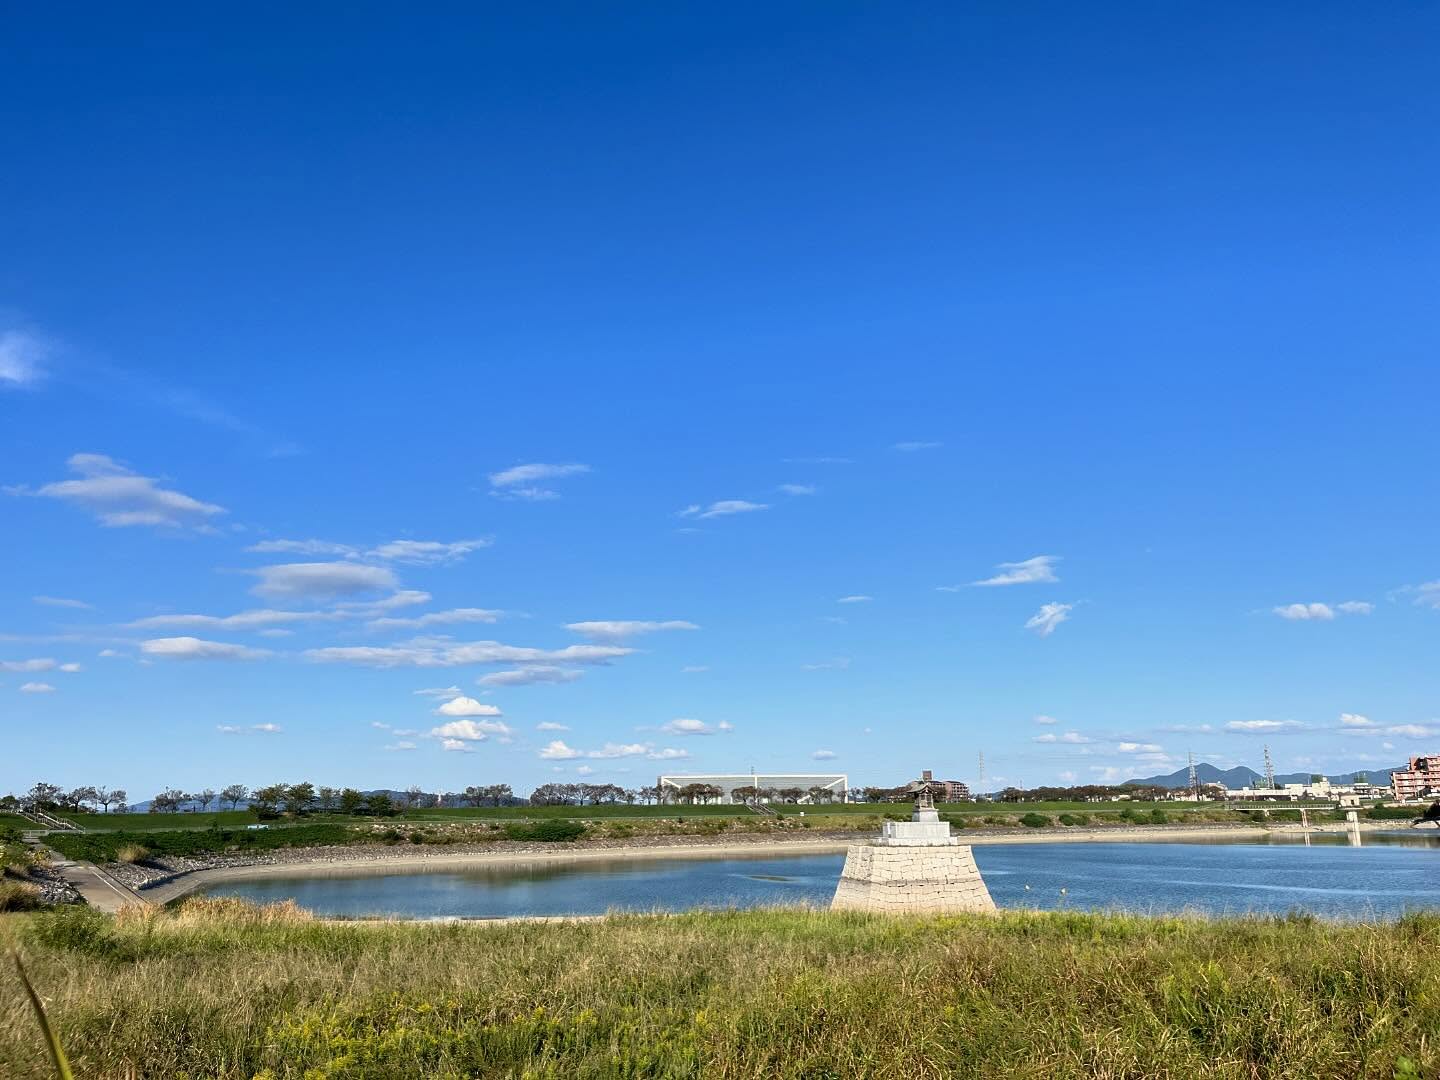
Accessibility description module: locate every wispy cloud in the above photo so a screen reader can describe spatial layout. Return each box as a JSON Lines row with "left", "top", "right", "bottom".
{"left": 1225, "top": 720, "right": 1304, "bottom": 732}
{"left": 973, "top": 556, "right": 1060, "bottom": 587}
{"left": 9, "top": 453, "right": 225, "bottom": 529}
{"left": 412, "top": 686, "right": 464, "bottom": 698}
{"left": 1401, "top": 582, "right": 1440, "bottom": 610}
{"left": 536, "top": 721, "right": 570, "bottom": 731}
{"left": 1033, "top": 715, "right": 1058, "bottom": 725}
{"left": 488, "top": 462, "right": 590, "bottom": 501}
{"left": 304, "top": 639, "right": 635, "bottom": 669}
{"left": 811, "top": 749, "right": 838, "bottom": 760}
{"left": 836, "top": 595, "right": 872, "bottom": 604}
{"left": 892, "top": 441, "right": 941, "bottom": 452}
{"left": 538, "top": 739, "right": 688, "bottom": 761}
{"left": 139, "top": 637, "right": 271, "bottom": 661}
{"left": 1335, "top": 601, "right": 1374, "bottom": 615}
{"left": 129, "top": 609, "right": 342, "bottom": 632}
{"left": 0, "top": 658, "right": 59, "bottom": 673}
{"left": 782, "top": 456, "right": 851, "bottom": 465}
{"left": 0, "top": 329, "right": 51, "bottom": 388}
{"left": 478, "top": 666, "right": 583, "bottom": 687}
{"left": 777, "top": 483, "right": 817, "bottom": 496}
{"left": 1033, "top": 731, "right": 1091, "bottom": 744}
{"left": 33, "top": 595, "right": 93, "bottom": 610}
{"left": 564, "top": 620, "right": 698, "bottom": 640}
{"left": 430, "top": 717, "right": 512, "bottom": 740}
{"left": 678, "top": 500, "right": 769, "bottom": 520}
{"left": 218, "top": 722, "right": 283, "bottom": 735}
{"left": 1272, "top": 601, "right": 1373, "bottom": 621}
{"left": 801, "top": 657, "right": 851, "bottom": 671}
{"left": 661, "top": 718, "right": 732, "bottom": 736}
{"left": 19, "top": 681, "right": 55, "bottom": 694}
{"left": 367, "top": 608, "right": 504, "bottom": 632}
{"left": 1024, "top": 602, "right": 1072, "bottom": 637}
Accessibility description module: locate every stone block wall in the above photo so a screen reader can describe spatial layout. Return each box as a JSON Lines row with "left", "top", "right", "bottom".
{"left": 830, "top": 843, "right": 995, "bottom": 913}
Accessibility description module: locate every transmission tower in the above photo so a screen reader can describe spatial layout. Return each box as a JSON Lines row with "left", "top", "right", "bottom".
{"left": 1187, "top": 751, "right": 1199, "bottom": 797}
{"left": 977, "top": 751, "right": 986, "bottom": 794}
{"left": 1263, "top": 744, "right": 1276, "bottom": 790}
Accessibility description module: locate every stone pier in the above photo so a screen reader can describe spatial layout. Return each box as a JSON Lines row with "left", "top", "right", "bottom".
{"left": 830, "top": 774, "right": 995, "bottom": 914}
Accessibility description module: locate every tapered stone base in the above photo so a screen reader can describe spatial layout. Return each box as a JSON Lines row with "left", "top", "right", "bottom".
{"left": 830, "top": 843, "right": 995, "bottom": 913}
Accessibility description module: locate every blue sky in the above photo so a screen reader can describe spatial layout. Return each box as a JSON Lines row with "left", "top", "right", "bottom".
{"left": 3, "top": 3, "right": 1438, "bottom": 798}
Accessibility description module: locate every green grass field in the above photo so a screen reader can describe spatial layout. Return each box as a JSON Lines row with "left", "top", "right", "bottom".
{"left": 2, "top": 900, "right": 1437, "bottom": 1078}
{"left": 0, "top": 813, "right": 34, "bottom": 830}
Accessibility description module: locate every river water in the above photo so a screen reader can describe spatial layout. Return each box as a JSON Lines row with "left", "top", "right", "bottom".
{"left": 199, "top": 833, "right": 1440, "bottom": 921}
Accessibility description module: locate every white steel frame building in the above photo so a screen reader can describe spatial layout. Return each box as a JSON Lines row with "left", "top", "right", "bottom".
{"left": 656, "top": 772, "right": 849, "bottom": 804}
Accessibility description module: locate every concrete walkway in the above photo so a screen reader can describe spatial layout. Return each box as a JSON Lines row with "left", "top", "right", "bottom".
{"left": 45, "top": 853, "right": 150, "bottom": 913}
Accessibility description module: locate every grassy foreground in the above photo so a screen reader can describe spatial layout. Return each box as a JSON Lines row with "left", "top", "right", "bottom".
{"left": 2, "top": 901, "right": 1438, "bottom": 1079}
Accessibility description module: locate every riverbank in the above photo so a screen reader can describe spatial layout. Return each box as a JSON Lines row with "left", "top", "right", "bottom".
{"left": 111, "top": 819, "right": 1400, "bottom": 905}
{"left": 3, "top": 898, "right": 1437, "bottom": 1078}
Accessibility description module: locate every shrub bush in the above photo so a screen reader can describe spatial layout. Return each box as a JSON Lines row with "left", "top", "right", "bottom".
{"left": 504, "top": 819, "right": 586, "bottom": 843}
{"left": 0, "top": 881, "right": 44, "bottom": 912}
{"left": 115, "top": 844, "right": 150, "bottom": 864}
{"left": 1019, "top": 812, "right": 1051, "bottom": 828}
{"left": 1149, "top": 809, "right": 1168, "bottom": 825}
{"left": 1367, "top": 806, "right": 1421, "bottom": 821}
{"left": 1057, "top": 813, "right": 1089, "bottom": 827}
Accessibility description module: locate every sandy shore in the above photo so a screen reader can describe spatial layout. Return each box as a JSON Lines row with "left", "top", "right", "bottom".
{"left": 126, "top": 819, "right": 1399, "bottom": 905}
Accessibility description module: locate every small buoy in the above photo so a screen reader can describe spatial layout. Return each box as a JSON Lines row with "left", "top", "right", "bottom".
{"left": 1024, "top": 884, "right": 1031, "bottom": 891}
{"left": 1059, "top": 887, "right": 1068, "bottom": 896}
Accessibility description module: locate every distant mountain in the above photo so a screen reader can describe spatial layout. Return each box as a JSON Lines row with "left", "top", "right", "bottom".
{"left": 1126, "top": 762, "right": 1403, "bottom": 790}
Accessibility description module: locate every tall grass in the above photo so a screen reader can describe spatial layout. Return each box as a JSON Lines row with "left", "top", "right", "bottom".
{"left": 2, "top": 900, "right": 1437, "bottom": 1078}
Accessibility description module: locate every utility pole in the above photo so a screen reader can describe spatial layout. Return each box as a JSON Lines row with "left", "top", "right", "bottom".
{"left": 977, "top": 751, "right": 986, "bottom": 795}
{"left": 1263, "top": 744, "right": 1276, "bottom": 791}
{"left": 1188, "top": 751, "right": 1199, "bottom": 799}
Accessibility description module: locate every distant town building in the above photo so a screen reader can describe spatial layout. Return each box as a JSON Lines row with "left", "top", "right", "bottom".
{"left": 1391, "top": 756, "right": 1440, "bottom": 801}
{"left": 933, "top": 778, "right": 972, "bottom": 802}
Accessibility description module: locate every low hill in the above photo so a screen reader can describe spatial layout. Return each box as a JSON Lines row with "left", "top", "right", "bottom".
{"left": 1125, "top": 762, "right": 1402, "bottom": 790}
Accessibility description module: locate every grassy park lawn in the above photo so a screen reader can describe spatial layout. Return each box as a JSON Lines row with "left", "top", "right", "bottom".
{"left": 3, "top": 900, "right": 1437, "bottom": 1078}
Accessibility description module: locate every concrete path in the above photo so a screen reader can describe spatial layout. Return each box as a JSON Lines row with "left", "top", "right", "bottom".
{"left": 45, "top": 853, "right": 150, "bottom": 913}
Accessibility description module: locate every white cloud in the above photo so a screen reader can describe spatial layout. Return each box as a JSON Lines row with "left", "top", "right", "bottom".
{"left": 367, "top": 539, "right": 491, "bottom": 565}
{"left": 412, "top": 686, "right": 463, "bottom": 698}
{"left": 1380, "top": 723, "right": 1436, "bottom": 739}
{"left": 536, "top": 721, "right": 570, "bottom": 731}
{"left": 575, "top": 765, "right": 595, "bottom": 776}
{"left": 33, "top": 595, "right": 92, "bottom": 610}
{"left": 538, "top": 739, "right": 687, "bottom": 760}
{"left": 1273, "top": 603, "right": 1334, "bottom": 621}
{"left": 488, "top": 463, "right": 590, "bottom": 501}
{"left": 1406, "top": 582, "right": 1440, "bottom": 610}
{"left": 384, "top": 741, "right": 417, "bottom": 752}
{"left": 19, "top": 681, "right": 55, "bottom": 693}
{"left": 1336, "top": 601, "right": 1374, "bottom": 615}
{"left": 0, "top": 329, "right": 50, "bottom": 386}
{"left": 431, "top": 718, "right": 511, "bottom": 740}
{"left": 139, "top": 637, "right": 270, "bottom": 661}
{"left": 246, "top": 539, "right": 358, "bottom": 557}
{"left": 1116, "top": 742, "right": 1163, "bottom": 753}
{"left": 1033, "top": 715, "right": 1058, "bottom": 725}
{"left": 252, "top": 562, "right": 398, "bottom": 600}
{"left": 98, "top": 649, "right": 121, "bottom": 658}
{"left": 1340, "top": 713, "right": 1375, "bottom": 728}
{"left": 564, "top": 620, "right": 698, "bottom": 640}
{"left": 368, "top": 608, "right": 504, "bottom": 631}
{"left": 0, "top": 658, "right": 56, "bottom": 673}
{"left": 836, "top": 595, "right": 872, "bottom": 604}
{"left": 661, "top": 718, "right": 725, "bottom": 736}
{"left": 435, "top": 696, "right": 503, "bottom": 717}
{"left": 811, "top": 749, "right": 838, "bottom": 760}
{"left": 305, "top": 640, "right": 634, "bottom": 669}
{"left": 678, "top": 500, "right": 769, "bottom": 519}
{"left": 778, "top": 484, "right": 817, "bottom": 496}
{"left": 129, "top": 609, "right": 342, "bottom": 632}
{"left": 252, "top": 723, "right": 283, "bottom": 734}
{"left": 13, "top": 453, "right": 224, "bottom": 529}
{"left": 441, "top": 739, "right": 471, "bottom": 752}
{"left": 1225, "top": 720, "right": 1304, "bottom": 732}
{"left": 974, "top": 556, "right": 1060, "bottom": 587}
{"left": 58, "top": 662, "right": 81, "bottom": 672}
{"left": 479, "top": 666, "right": 583, "bottom": 687}
{"left": 1024, "top": 602, "right": 1072, "bottom": 637}
{"left": 336, "top": 590, "right": 430, "bottom": 614}
{"left": 1033, "top": 731, "right": 1091, "bottom": 744}
{"left": 892, "top": 441, "right": 941, "bottom": 452}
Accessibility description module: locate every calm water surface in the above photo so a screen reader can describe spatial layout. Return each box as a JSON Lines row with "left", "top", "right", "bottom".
{"left": 201, "top": 833, "right": 1440, "bottom": 921}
